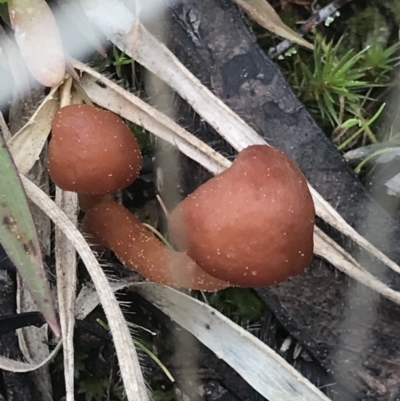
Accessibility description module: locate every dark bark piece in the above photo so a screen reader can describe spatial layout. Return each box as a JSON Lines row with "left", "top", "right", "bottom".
{"left": 148, "top": 1, "right": 400, "bottom": 400}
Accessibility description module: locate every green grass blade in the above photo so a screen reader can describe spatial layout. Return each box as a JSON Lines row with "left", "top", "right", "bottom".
{"left": 0, "top": 135, "right": 60, "bottom": 337}
{"left": 337, "top": 103, "right": 386, "bottom": 151}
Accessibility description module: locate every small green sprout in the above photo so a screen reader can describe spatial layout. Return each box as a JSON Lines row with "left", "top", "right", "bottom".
{"left": 354, "top": 147, "right": 393, "bottom": 174}
{"left": 112, "top": 47, "right": 133, "bottom": 78}
{"left": 337, "top": 103, "right": 386, "bottom": 151}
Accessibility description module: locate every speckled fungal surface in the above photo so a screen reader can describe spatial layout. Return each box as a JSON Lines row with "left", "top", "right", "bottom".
{"left": 168, "top": 145, "right": 315, "bottom": 287}
{"left": 82, "top": 200, "right": 230, "bottom": 291}
{"left": 48, "top": 104, "right": 142, "bottom": 194}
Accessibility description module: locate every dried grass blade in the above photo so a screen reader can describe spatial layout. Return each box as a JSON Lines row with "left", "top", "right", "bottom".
{"left": 137, "top": 284, "right": 331, "bottom": 401}
{"left": 55, "top": 76, "right": 78, "bottom": 401}
{"left": 7, "top": 85, "right": 60, "bottom": 175}
{"left": 76, "top": 281, "right": 331, "bottom": 401}
{"left": 72, "top": 61, "right": 230, "bottom": 174}
{"left": 314, "top": 227, "right": 400, "bottom": 305}
{"left": 311, "top": 189, "right": 400, "bottom": 276}
{"left": 55, "top": 188, "right": 78, "bottom": 401}
{"left": 20, "top": 175, "right": 149, "bottom": 401}
{"left": 0, "top": 343, "right": 62, "bottom": 373}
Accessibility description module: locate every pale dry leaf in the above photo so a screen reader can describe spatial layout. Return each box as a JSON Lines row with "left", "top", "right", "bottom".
{"left": 59, "top": 76, "right": 73, "bottom": 107}
{"left": 55, "top": 76, "right": 78, "bottom": 401}
{"left": 132, "top": 16, "right": 140, "bottom": 55}
{"left": 233, "top": 0, "right": 313, "bottom": 49}
{"left": 76, "top": 280, "right": 330, "bottom": 401}
{"left": 7, "top": 85, "right": 60, "bottom": 175}
{"left": 70, "top": 83, "right": 85, "bottom": 105}
{"left": 0, "top": 343, "right": 62, "bottom": 373}
{"left": 137, "top": 284, "right": 329, "bottom": 401}
{"left": 79, "top": 0, "right": 400, "bottom": 280}
{"left": 55, "top": 189, "right": 78, "bottom": 401}
{"left": 75, "top": 282, "right": 101, "bottom": 320}
{"left": 72, "top": 61, "right": 230, "bottom": 175}
{"left": 20, "top": 175, "right": 149, "bottom": 401}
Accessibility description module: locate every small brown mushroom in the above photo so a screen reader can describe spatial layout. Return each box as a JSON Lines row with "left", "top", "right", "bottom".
{"left": 168, "top": 145, "right": 315, "bottom": 288}
{"left": 82, "top": 200, "right": 230, "bottom": 291}
{"left": 48, "top": 104, "right": 142, "bottom": 195}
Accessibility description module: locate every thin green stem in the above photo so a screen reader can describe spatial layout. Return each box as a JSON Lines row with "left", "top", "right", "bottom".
{"left": 354, "top": 147, "right": 393, "bottom": 174}
{"left": 337, "top": 103, "right": 386, "bottom": 150}
{"left": 143, "top": 223, "right": 174, "bottom": 250}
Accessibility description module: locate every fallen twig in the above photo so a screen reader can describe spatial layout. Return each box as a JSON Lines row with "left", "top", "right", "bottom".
{"left": 268, "top": 0, "right": 352, "bottom": 58}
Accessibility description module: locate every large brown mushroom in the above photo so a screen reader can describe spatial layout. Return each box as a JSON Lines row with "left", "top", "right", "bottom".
{"left": 168, "top": 145, "right": 315, "bottom": 288}
{"left": 48, "top": 104, "right": 142, "bottom": 195}
{"left": 82, "top": 200, "right": 229, "bottom": 291}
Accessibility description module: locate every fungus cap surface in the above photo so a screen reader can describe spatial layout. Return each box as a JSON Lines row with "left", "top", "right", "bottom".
{"left": 168, "top": 145, "right": 315, "bottom": 287}
{"left": 48, "top": 104, "right": 142, "bottom": 194}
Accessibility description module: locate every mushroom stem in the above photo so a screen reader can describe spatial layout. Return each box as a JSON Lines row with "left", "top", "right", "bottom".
{"left": 82, "top": 200, "right": 230, "bottom": 291}
{"left": 78, "top": 193, "right": 114, "bottom": 212}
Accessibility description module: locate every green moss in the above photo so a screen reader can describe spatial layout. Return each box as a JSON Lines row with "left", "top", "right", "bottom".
{"left": 346, "top": 6, "right": 389, "bottom": 49}
{"left": 207, "top": 288, "right": 265, "bottom": 326}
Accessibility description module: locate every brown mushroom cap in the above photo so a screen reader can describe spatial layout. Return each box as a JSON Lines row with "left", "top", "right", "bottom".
{"left": 168, "top": 145, "right": 315, "bottom": 288}
{"left": 82, "top": 200, "right": 230, "bottom": 291}
{"left": 48, "top": 104, "right": 142, "bottom": 194}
